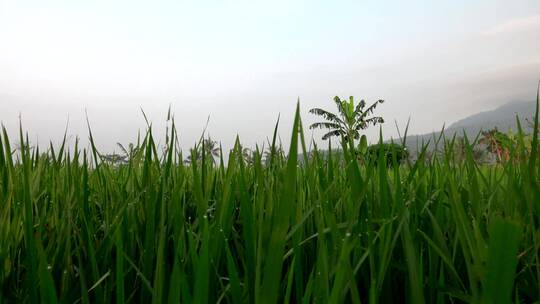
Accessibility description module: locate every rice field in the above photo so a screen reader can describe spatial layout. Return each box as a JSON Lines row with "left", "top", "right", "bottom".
{"left": 0, "top": 100, "right": 539, "bottom": 303}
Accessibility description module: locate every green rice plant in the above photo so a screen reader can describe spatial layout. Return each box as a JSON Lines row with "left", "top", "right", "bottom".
{"left": 0, "top": 91, "right": 538, "bottom": 303}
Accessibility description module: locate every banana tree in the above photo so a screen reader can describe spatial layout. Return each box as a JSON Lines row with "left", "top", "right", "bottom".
{"left": 309, "top": 96, "right": 384, "bottom": 140}
{"left": 309, "top": 96, "right": 385, "bottom": 149}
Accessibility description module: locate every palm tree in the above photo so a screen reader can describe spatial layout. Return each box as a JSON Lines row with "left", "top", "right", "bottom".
{"left": 185, "top": 136, "right": 221, "bottom": 164}
{"left": 309, "top": 96, "right": 385, "bottom": 141}
{"left": 242, "top": 147, "right": 253, "bottom": 165}
{"left": 203, "top": 137, "right": 220, "bottom": 162}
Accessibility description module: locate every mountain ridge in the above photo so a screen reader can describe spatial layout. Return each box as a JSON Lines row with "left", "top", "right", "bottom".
{"left": 400, "top": 100, "right": 536, "bottom": 151}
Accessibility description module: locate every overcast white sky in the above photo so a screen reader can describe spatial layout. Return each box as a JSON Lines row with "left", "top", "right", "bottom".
{"left": 1, "top": 0, "right": 539, "bottom": 153}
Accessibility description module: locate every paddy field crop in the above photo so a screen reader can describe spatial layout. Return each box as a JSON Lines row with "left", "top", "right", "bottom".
{"left": 0, "top": 100, "right": 539, "bottom": 303}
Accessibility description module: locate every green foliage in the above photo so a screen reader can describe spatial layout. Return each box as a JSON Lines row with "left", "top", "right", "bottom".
{"left": 479, "top": 128, "right": 514, "bottom": 162}
{"left": 0, "top": 93, "right": 539, "bottom": 303}
{"left": 483, "top": 218, "right": 523, "bottom": 304}
{"left": 309, "top": 96, "right": 384, "bottom": 141}
{"left": 365, "top": 142, "right": 409, "bottom": 166}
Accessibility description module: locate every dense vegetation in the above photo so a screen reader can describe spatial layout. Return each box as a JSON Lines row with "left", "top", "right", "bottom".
{"left": 0, "top": 96, "right": 539, "bottom": 303}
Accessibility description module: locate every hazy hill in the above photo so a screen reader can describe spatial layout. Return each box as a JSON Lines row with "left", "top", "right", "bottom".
{"left": 402, "top": 101, "right": 537, "bottom": 151}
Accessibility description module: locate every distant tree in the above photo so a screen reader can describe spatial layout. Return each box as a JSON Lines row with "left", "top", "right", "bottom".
{"left": 185, "top": 136, "right": 221, "bottom": 164}
{"left": 452, "top": 137, "right": 487, "bottom": 164}
{"left": 242, "top": 147, "right": 253, "bottom": 165}
{"left": 101, "top": 153, "right": 128, "bottom": 166}
{"left": 14, "top": 140, "right": 35, "bottom": 153}
{"left": 263, "top": 146, "right": 284, "bottom": 166}
{"left": 203, "top": 137, "right": 220, "bottom": 161}
{"left": 309, "top": 96, "right": 385, "bottom": 142}
{"left": 471, "top": 145, "right": 488, "bottom": 164}
{"left": 184, "top": 151, "right": 195, "bottom": 164}
{"left": 479, "top": 128, "right": 512, "bottom": 163}
{"left": 366, "top": 143, "right": 408, "bottom": 166}
{"left": 117, "top": 142, "right": 140, "bottom": 160}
